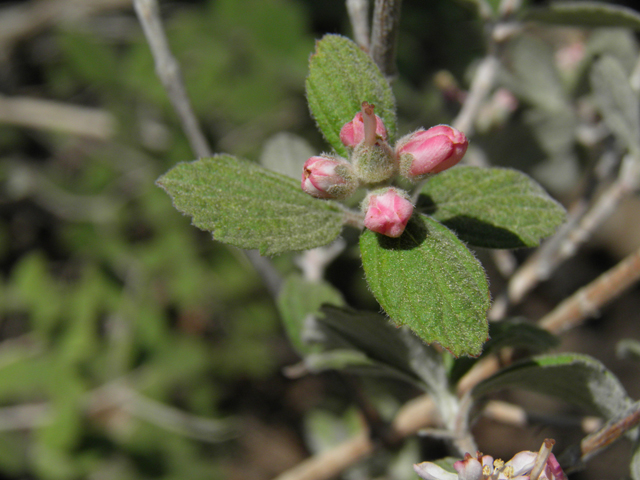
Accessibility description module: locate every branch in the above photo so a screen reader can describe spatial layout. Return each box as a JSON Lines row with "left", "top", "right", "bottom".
{"left": 89, "top": 384, "right": 237, "bottom": 443}
{"left": 0, "top": 0, "right": 132, "bottom": 52}
{"left": 0, "top": 403, "right": 50, "bottom": 431}
{"left": 272, "top": 240, "right": 640, "bottom": 480}
{"left": 133, "top": 0, "right": 211, "bottom": 158}
{"left": 462, "top": 242, "right": 640, "bottom": 395}
{"left": 133, "top": 0, "right": 284, "bottom": 295}
{"left": 579, "top": 400, "right": 640, "bottom": 464}
{"left": 452, "top": 54, "right": 500, "bottom": 144}
{"left": 0, "top": 94, "right": 115, "bottom": 140}
{"left": 272, "top": 396, "right": 437, "bottom": 480}
{"left": 539, "top": 243, "right": 640, "bottom": 334}
{"left": 369, "top": 0, "right": 402, "bottom": 80}
{"left": 508, "top": 154, "right": 639, "bottom": 306}
{"left": 346, "top": 0, "right": 370, "bottom": 51}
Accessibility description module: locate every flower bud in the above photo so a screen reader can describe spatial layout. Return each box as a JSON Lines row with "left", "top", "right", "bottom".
{"left": 301, "top": 155, "right": 358, "bottom": 199}
{"left": 339, "top": 102, "right": 388, "bottom": 149}
{"left": 352, "top": 141, "right": 396, "bottom": 184}
{"left": 397, "top": 125, "right": 468, "bottom": 181}
{"left": 362, "top": 187, "right": 414, "bottom": 238}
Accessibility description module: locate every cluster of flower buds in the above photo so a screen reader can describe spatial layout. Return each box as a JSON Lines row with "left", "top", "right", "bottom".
{"left": 413, "top": 439, "right": 566, "bottom": 480}
{"left": 301, "top": 101, "right": 469, "bottom": 238}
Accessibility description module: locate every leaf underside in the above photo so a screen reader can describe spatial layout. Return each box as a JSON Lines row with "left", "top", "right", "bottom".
{"left": 473, "top": 353, "right": 633, "bottom": 418}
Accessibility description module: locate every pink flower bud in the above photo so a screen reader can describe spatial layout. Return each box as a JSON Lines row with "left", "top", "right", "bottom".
{"left": 301, "top": 155, "right": 358, "bottom": 200}
{"left": 362, "top": 188, "right": 414, "bottom": 238}
{"left": 397, "top": 125, "right": 468, "bottom": 180}
{"left": 340, "top": 102, "right": 388, "bottom": 149}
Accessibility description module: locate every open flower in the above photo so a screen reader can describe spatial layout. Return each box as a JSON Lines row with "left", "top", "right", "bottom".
{"left": 413, "top": 439, "right": 566, "bottom": 480}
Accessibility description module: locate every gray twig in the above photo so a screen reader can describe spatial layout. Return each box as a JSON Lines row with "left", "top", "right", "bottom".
{"left": 508, "top": 154, "right": 640, "bottom": 306}
{"left": 0, "top": 94, "right": 115, "bottom": 140}
{"left": 133, "top": 0, "right": 211, "bottom": 158}
{"left": 369, "top": 0, "right": 402, "bottom": 80}
{"left": 133, "top": 0, "right": 285, "bottom": 294}
{"left": 452, "top": 55, "right": 499, "bottom": 145}
{"left": 346, "top": 0, "right": 370, "bottom": 51}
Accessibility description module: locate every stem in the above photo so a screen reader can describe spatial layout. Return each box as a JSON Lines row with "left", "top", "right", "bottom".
{"left": 580, "top": 401, "right": 640, "bottom": 463}
{"left": 508, "top": 160, "right": 635, "bottom": 306}
{"left": 346, "top": 0, "right": 370, "bottom": 51}
{"left": 452, "top": 54, "right": 499, "bottom": 143}
{"left": 272, "top": 396, "right": 437, "bottom": 480}
{"left": 370, "top": 0, "right": 402, "bottom": 80}
{"left": 539, "top": 243, "right": 640, "bottom": 334}
{"left": 133, "top": 0, "right": 211, "bottom": 158}
{"left": 134, "top": 0, "right": 284, "bottom": 296}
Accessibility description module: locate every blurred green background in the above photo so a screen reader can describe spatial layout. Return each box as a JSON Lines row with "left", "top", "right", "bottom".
{"left": 1, "top": 1, "right": 640, "bottom": 479}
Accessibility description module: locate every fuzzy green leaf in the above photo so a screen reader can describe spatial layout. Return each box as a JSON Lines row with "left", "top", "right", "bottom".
{"left": 157, "top": 155, "right": 345, "bottom": 255}
{"left": 306, "top": 34, "right": 396, "bottom": 158}
{"left": 591, "top": 56, "right": 640, "bottom": 154}
{"left": 484, "top": 318, "right": 559, "bottom": 354}
{"left": 309, "top": 306, "right": 449, "bottom": 392}
{"left": 277, "top": 275, "right": 344, "bottom": 355}
{"left": 418, "top": 167, "right": 566, "bottom": 249}
{"left": 360, "top": 214, "right": 490, "bottom": 357}
{"left": 522, "top": 2, "right": 640, "bottom": 30}
{"left": 473, "top": 353, "right": 633, "bottom": 418}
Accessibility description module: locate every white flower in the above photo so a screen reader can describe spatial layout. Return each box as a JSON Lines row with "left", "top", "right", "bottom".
{"left": 413, "top": 439, "right": 566, "bottom": 480}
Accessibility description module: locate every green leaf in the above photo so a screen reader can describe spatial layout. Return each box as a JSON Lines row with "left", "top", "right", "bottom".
{"left": 522, "top": 2, "right": 640, "bottom": 31}
{"left": 306, "top": 34, "right": 396, "bottom": 158}
{"left": 473, "top": 353, "right": 633, "bottom": 418}
{"left": 418, "top": 167, "right": 566, "bottom": 249}
{"left": 501, "top": 35, "right": 567, "bottom": 111}
{"left": 360, "top": 214, "right": 490, "bottom": 357}
{"left": 590, "top": 56, "right": 640, "bottom": 154}
{"left": 157, "top": 155, "right": 346, "bottom": 255}
{"left": 277, "top": 275, "right": 344, "bottom": 355}
{"left": 302, "top": 350, "right": 379, "bottom": 373}
{"left": 484, "top": 318, "right": 560, "bottom": 354}
{"left": 310, "top": 306, "right": 449, "bottom": 391}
